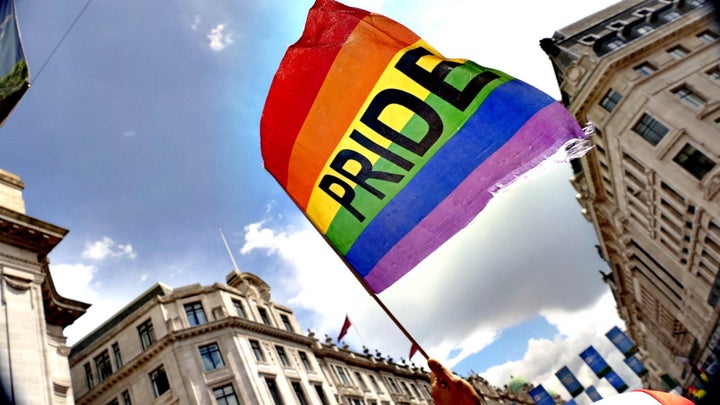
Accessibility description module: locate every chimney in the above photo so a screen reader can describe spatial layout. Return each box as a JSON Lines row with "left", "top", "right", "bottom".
{"left": 0, "top": 168, "right": 26, "bottom": 214}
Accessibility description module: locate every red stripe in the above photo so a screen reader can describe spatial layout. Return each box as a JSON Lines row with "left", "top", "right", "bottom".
{"left": 260, "top": 0, "right": 370, "bottom": 188}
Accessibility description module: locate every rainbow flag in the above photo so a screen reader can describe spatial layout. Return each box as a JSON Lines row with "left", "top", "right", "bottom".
{"left": 261, "top": 0, "right": 588, "bottom": 293}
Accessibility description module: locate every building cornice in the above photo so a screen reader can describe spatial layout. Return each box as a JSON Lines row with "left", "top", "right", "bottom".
{"left": 0, "top": 205, "right": 67, "bottom": 258}
{"left": 313, "top": 344, "right": 430, "bottom": 381}
{"left": 40, "top": 261, "right": 91, "bottom": 328}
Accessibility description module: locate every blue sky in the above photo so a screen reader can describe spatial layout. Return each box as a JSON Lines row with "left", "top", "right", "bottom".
{"left": 1, "top": 0, "right": 644, "bottom": 403}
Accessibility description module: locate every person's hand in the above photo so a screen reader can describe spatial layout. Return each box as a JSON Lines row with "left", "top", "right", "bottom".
{"left": 428, "top": 358, "right": 482, "bottom": 405}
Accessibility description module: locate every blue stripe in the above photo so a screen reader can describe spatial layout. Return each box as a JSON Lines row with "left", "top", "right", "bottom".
{"left": 346, "top": 79, "right": 555, "bottom": 277}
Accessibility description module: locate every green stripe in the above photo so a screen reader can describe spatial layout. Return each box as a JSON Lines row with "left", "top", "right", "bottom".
{"left": 325, "top": 62, "right": 512, "bottom": 253}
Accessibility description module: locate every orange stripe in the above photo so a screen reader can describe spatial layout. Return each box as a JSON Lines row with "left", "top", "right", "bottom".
{"left": 286, "top": 13, "right": 420, "bottom": 210}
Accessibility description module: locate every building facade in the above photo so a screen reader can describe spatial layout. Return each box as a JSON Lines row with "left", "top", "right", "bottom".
{"left": 0, "top": 169, "right": 90, "bottom": 404}
{"left": 68, "top": 270, "right": 434, "bottom": 405}
{"left": 541, "top": 0, "right": 719, "bottom": 394}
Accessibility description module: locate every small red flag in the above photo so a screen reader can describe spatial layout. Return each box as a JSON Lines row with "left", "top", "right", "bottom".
{"left": 337, "top": 315, "right": 351, "bottom": 342}
{"left": 409, "top": 343, "right": 418, "bottom": 360}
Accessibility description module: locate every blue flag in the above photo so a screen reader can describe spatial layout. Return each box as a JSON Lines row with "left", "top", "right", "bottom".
{"left": 624, "top": 354, "right": 649, "bottom": 377}
{"left": 605, "top": 370, "right": 628, "bottom": 393}
{"left": 580, "top": 345, "right": 612, "bottom": 378}
{"left": 528, "top": 384, "right": 555, "bottom": 405}
{"left": 586, "top": 385, "right": 603, "bottom": 402}
{"left": 606, "top": 326, "right": 638, "bottom": 357}
{"left": 555, "top": 366, "right": 584, "bottom": 397}
{"left": 0, "top": 0, "right": 29, "bottom": 127}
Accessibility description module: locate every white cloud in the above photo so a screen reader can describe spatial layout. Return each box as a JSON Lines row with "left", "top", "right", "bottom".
{"left": 481, "top": 292, "right": 641, "bottom": 404}
{"left": 49, "top": 263, "right": 125, "bottom": 346}
{"left": 240, "top": 164, "right": 615, "bottom": 376}
{"left": 50, "top": 263, "right": 99, "bottom": 301}
{"left": 207, "top": 23, "right": 233, "bottom": 52}
{"left": 122, "top": 129, "right": 136, "bottom": 138}
{"left": 190, "top": 14, "right": 201, "bottom": 31}
{"left": 343, "top": 0, "right": 619, "bottom": 97}
{"left": 241, "top": 219, "right": 370, "bottom": 337}
{"left": 81, "top": 236, "right": 137, "bottom": 261}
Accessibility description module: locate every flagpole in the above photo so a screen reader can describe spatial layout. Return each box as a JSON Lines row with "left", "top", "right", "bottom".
{"left": 219, "top": 228, "right": 240, "bottom": 272}
{"left": 351, "top": 323, "right": 368, "bottom": 349}
{"left": 336, "top": 253, "right": 430, "bottom": 360}
{"left": 274, "top": 192, "right": 430, "bottom": 361}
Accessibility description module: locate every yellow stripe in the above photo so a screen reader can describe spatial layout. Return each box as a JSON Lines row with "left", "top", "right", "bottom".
{"left": 305, "top": 39, "right": 439, "bottom": 233}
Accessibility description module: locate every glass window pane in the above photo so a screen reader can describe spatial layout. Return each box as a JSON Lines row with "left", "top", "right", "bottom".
{"left": 673, "top": 144, "right": 716, "bottom": 180}
{"left": 633, "top": 114, "right": 669, "bottom": 146}
{"left": 600, "top": 89, "right": 622, "bottom": 112}
{"left": 184, "top": 302, "right": 207, "bottom": 326}
{"left": 214, "top": 384, "right": 239, "bottom": 405}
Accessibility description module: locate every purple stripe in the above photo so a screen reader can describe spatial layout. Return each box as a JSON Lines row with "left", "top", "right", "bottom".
{"left": 365, "top": 102, "right": 583, "bottom": 293}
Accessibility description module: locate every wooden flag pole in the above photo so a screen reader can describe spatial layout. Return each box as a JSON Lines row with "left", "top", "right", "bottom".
{"left": 282, "top": 199, "right": 431, "bottom": 361}
{"left": 367, "top": 285, "right": 430, "bottom": 360}
{"left": 337, "top": 253, "right": 430, "bottom": 361}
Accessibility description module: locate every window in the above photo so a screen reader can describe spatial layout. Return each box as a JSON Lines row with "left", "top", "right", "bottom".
{"left": 149, "top": 365, "right": 170, "bottom": 398}
{"left": 250, "top": 339, "right": 265, "bottom": 362}
{"left": 122, "top": 390, "right": 132, "bottom": 405}
{"left": 386, "top": 377, "right": 400, "bottom": 393}
{"left": 214, "top": 384, "right": 239, "bottom": 405}
{"left": 84, "top": 362, "right": 94, "bottom": 390}
{"left": 633, "top": 114, "right": 669, "bottom": 146}
{"left": 335, "top": 366, "right": 350, "bottom": 385}
{"left": 698, "top": 30, "right": 719, "bottom": 42}
{"left": 94, "top": 350, "right": 113, "bottom": 382}
{"left": 355, "top": 372, "right": 368, "bottom": 391}
{"left": 265, "top": 377, "right": 284, "bottom": 405}
{"left": 668, "top": 45, "right": 688, "bottom": 59}
{"left": 258, "top": 307, "right": 271, "bottom": 325}
{"left": 600, "top": 89, "right": 622, "bottom": 112}
{"left": 112, "top": 342, "right": 122, "bottom": 369}
{"left": 280, "top": 314, "right": 293, "bottom": 332}
{"left": 662, "top": 10, "right": 681, "bottom": 22}
{"left": 633, "top": 24, "right": 654, "bottom": 36}
{"left": 603, "top": 38, "right": 624, "bottom": 52}
{"left": 291, "top": 381, "right": 309, "bottom": 405}
{"left": 707, "top": 66, "right": 720, "bottom": 81}
{"left": 634, "top": 62, "right": 656, "bottom": 76}
{"left": 368, "top": 375, "right": 381, "bottom": 392}
{"left": 401, "top": 381, "right": 413, "bottom": 398}
{"left": 184, "top": 302, "right": 207, "bottom": 326}
{"left": 199, "top": 343, "right": 225, "bottom": 371}
{"left": 709, "top": 270, "right": 720, "bottom": 308}
{"left": 314, "top": 384, "right": 329, "bottom": 405}
{"left": 106, "top": 400, "right": 119, "bottom": 405}
{"left": 232, "top": 299, "right": 246, "bottom": 318}
{"left": 276, "top": 345, "right": 290, "bottom": 367}
{"left": 673, "top": 143, "right": 716, "bottom": 180}
{"left": 137, "top": 319, "right": 156, "bottom": 350}
{"left": 411, "top": 384, "right": 421, "bottom": 399}
{"left": 298, "top": 351, "right": 313, "bottom": 370}
{"left": 674, "top": 86, "right": 705, "bottom": 108}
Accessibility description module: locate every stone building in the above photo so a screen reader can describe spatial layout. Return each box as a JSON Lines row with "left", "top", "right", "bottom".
{"left": 540, "top": 0, "right": 719, "bottom": 394}
{"left": 0, "top": 169, "right": 90, "bottom": 404}
{"left": 68, "top": 270, "right": 433, "bottom": 405}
